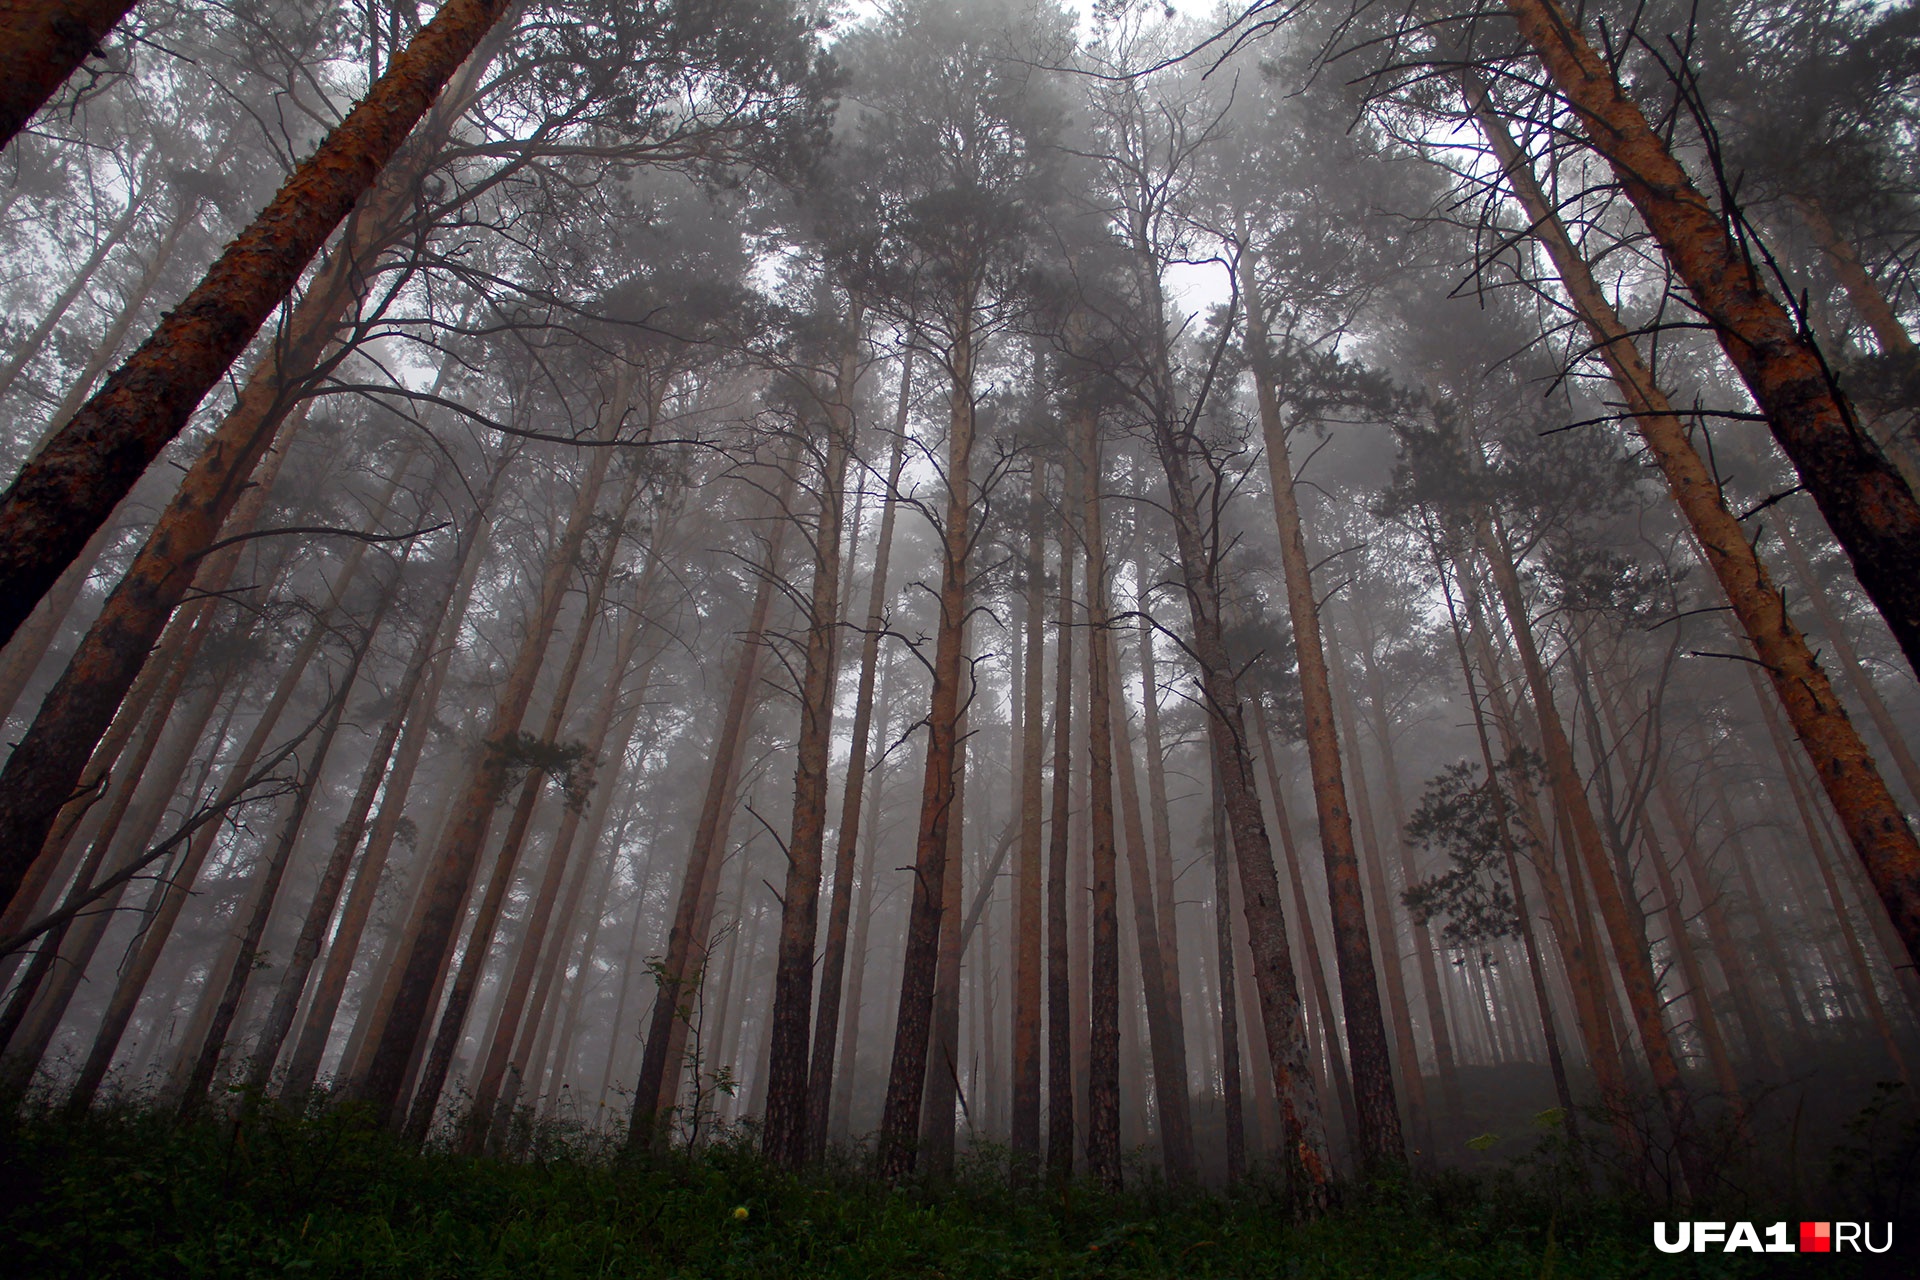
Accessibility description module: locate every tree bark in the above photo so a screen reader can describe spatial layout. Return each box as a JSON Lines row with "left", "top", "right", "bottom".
{"left": 764, "top": 310, "right": 861, "bottom": 1168}
{"left": 1146, "top": 347, "right": 1331, "bottom": 1194}
{"left": 0, "top": 0, "right": 140, "bottom": 150}
{"left": 176, "top": 582, "right": 394, "bottom": 1115}
{"left": 1324, "top": 621, "right": 1426, "bottom": 1151}
{"left": 1464, "top": 76, "right": 1920, "bottom": 976}
{"left": 60, "top": 543, "right": 361, "bottom": 1111}
{"left": 1249, "top": 697, "right": 1359, "bottom": 1155}
{"left": 1240, "top": 248, "right": 1400, "bottom": 1170}
{"left": 1009, "top": 459, "right": 1046, "bottom": 1166}
{"left": 1500, "top": 0, "right": 1920, "bottom": 677}
{"left": 401, "top": 460, "right": 642, "bottom": 1142}
{"left": 876, "top": 308, "right": 976, "bottom": 1180}
{"left": 1044, "top": 456, "right": 1076, "bottom": 1182}
{"left": 278, "top": 470, "right": 498, "bottom": 1098}
{"left": 246, "top": 460, "right": 497, "bottom": 1094}
{"left": 1106, "top": 595, "right": 1195, "bottom": 1181}
{"left": 0, "top": 0, "right": 517, "bottom": 647}
{"left": 1476, "top": 513, "right": 1707, "bottom": 1194}
{"left": 1078, "top": 416, "right": 1122, "bottom": 1189}
{"left": 808, "top": 356, "right": 912, "bottom": 1160}
{"left": 1209, "top": 754, "right": 1246, "bottom": 1182}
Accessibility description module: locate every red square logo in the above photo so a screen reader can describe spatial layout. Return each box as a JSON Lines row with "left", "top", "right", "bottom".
{"left": 1800, "top": 1222, "right": 1831, "bottom": 1252}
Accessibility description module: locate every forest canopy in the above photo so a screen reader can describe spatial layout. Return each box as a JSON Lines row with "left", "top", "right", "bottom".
{"left": 1, "top": 0, "right": 1919, "bottom": 1267}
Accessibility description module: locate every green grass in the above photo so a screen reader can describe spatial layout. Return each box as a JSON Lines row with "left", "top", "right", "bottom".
{"left": 0, "top": 1103, "right": 1878, "bottom": 1278}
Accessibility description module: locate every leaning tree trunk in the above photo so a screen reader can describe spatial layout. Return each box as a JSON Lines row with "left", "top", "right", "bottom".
{"left": 1248, "top": 697, "right": 1359, "bottom": 1155}
{"left": 1324, "top": 621, "right": 1428, "bottom": 1152}
{"left": 1476, "top": 513, "right": 1709, "bottom": 1196}
{"left": 1209, "top": 757, "right": 1247, "bottom": 1182}
{"left": 1433, "top": 559, "right": 1576, "bottom": 1123}
{"left": 59, "top": 549, "right": 364, "bottom": 1112}
{"left": 1463, "top": 75, "right": 1920, "bottom": 977}
{"left": 1240, "top": 249, "right": 1401, "bottom": 1170}
{"left": 176, "top": 584, "right": 393, "bottom": 1117}
{"left": 0, "top": 0, "right": 517, "bottom": 649}
{"left": 0, "top": 13, "right": 512, "bottom": 918}
{"left": 764, "top": 310, "right": 861, "bottom": 1168}
{"left": 1103, "top": 546, "right": 1196, "bottom": 1182}
{"left": 465, "top": 547, "right": 665, "bottom": 1148}
{"left": 0, "top": 0, "right": 141, "bottom": 150}
{"left": 875, "top": 307, "right": 977, "bottom": 1181}
{"left": 245, "top": 458, "right": 500, "bottom": 1094}
{"left": 1499, "top": 0, "right": 1920, "bottom": 678}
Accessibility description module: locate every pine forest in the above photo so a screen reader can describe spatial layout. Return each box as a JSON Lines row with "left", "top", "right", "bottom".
{"left": 0, "top": 0, "right": 1918, "bottom": 1275}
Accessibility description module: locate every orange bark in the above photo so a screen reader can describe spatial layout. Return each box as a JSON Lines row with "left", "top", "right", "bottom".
{"left": 1502, "top": 0, "right": 1920, "bottom": 678}
{"left": 876, "top": 312, "right": 976, "bottom": 1180}
{"left": 0, "top": 0, "right": 514, "bottom": 651}
{"left": 0, "top": 0, "right": 139, "bottom": 148}
{"left": 1465, "top": 73, "right": 1920, "bottom": 975}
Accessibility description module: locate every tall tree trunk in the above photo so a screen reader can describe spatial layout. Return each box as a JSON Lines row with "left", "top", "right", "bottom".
{"left": 764, "top": 310, "right": 861, "bottom": 1168}
{"left": 1775, "top": 520, "right": 1920, "bottom": 808}
{"left": 1133, "top": 547, "right": 1183, "bottom": 1052}
{"left": 0, "top": 0, "right": 140, "bottom": 150}
{"left": 809, "top": 356, "right": 912, "bottom": 1160}
{"left": 0, "top": 0, "right": 518, "bottom": 647}
{"left": 464, "top": 546, "right": 666, "bottom": 1146}
{"left": 0, "top": 671, "right": 221, "bottom": 1088}
{"left": 1350, "top": 603, "right": 1462, "bottom": 1113}
{"left": 829, "top": 650, "right": 895, "bottom": 1144}
{"left": 1249, "top": 697, "right": 1359, "bottom": 1155}
{"left": 1240, "top": 248, "right": 1400, "bottom": 1170}
{"left": 1463, "top": 73, "right": 1920, "bottom": 973}
{"left": 1044, "top": 456, "right": 1076, "bottom": 1182}
{"left": 918, "top": 679, "right": 968, "bottom": 1176}
{"left": 1079, "top": 416, "right": 1122, "bottom": 1189}
{"left": 1108, "top": 617, "right": 1195, "bottom": 1181}
{"left": 1434, "top": 563, "right": 1576, "bottom": 1123}
{"left": 0, "top": 39, "right": 508, "bottom": 920}
{"left": 60, "top": 542, "right": 367, "bottom": 1111}
{"left": 0, "top": 421, "right": 303, "bottom": 943}
{"left": 1792, "top": 193, "right": 1916, "bottom": 361}
{"left": 356, "top": 437, "right": 614, "bottom": 1125}
{"left": 1575, "top": 647, "right": 1745, "bottom": 1113}
{"left": 1009, "top": 460, "right": 1046, "bottom": 1166}
{"left": 1210, "top": 755, "right": 1246, "bottom": 1182}
{"left": 1324, "top": 621, "right": 1426, "bottom": 1151}
{"left": 876, "top": 307, "right": 977, "bottom": 1181}
{"left": 1498, "top": 0, "right": 1920, "bottom": 676}
{"left": 1146, "top": 357, "right": 1330, "bottom": 1194}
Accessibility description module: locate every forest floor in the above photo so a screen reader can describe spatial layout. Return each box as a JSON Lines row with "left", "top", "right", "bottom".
{"left": 0, "top": 1102, "right": 1904, "bottom": 1279}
